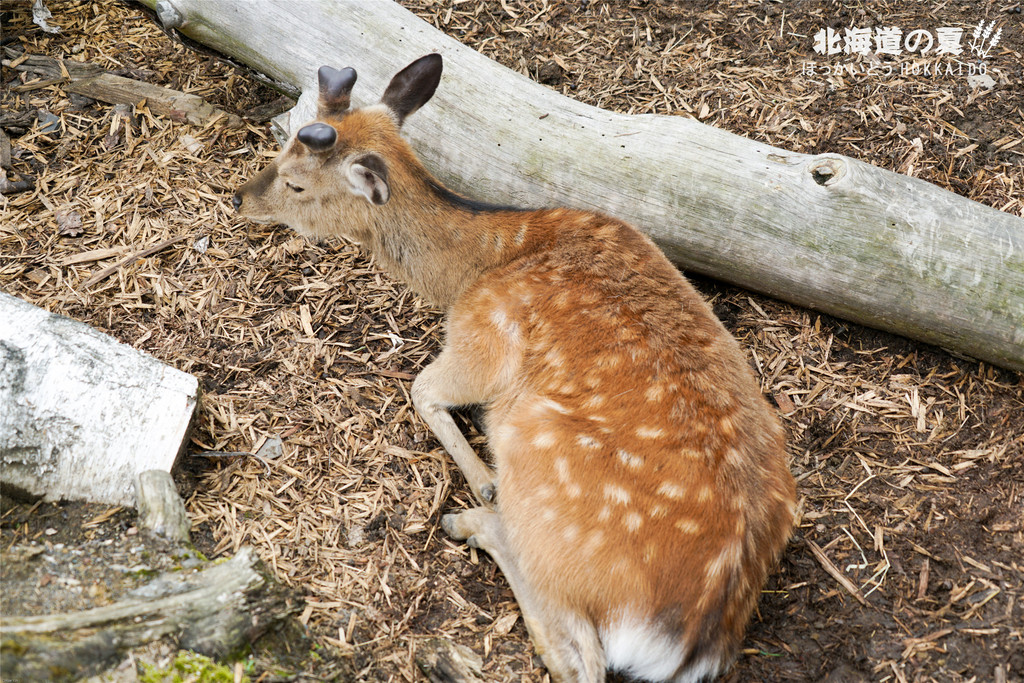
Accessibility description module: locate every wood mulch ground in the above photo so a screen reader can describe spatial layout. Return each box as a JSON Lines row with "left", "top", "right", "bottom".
{"left": 2, "top": 1, "right": 1021, "bottom": 681}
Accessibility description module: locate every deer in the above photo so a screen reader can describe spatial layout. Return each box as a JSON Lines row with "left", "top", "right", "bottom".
{"left": 233, "top": 54, "right": 796, "bottom": 683}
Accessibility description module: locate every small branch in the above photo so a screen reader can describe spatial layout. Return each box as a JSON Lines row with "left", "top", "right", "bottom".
{"left": 807, "top": 539, "right": 870, "bottom": 606}
{"left": 81, "top": 235, "right": 188, "bottom": 288}
{"left": 68, "top": 73, "right": 243, "bottom": 129}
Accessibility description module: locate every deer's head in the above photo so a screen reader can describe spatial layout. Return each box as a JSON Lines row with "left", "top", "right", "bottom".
{"left": 233, "top": 54, "right": 443, "bottom": 243}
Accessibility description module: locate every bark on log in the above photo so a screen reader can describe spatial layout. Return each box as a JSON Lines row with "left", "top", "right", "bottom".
{"left": 0, "top": 547, "right": 297, "bottom": 681}
{"left": 139, "top": 0, "right": 1024, "bottom": 371}
{"left": 0, "top": 293, "right": 198, "bottom": 506}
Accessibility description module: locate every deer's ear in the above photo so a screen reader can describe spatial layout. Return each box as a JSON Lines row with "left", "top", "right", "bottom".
{"left": 380, "top": 54, "right": 442, "bottom": 127}
{"left": 345, "top": 153, "right": 390, "bottom": 205}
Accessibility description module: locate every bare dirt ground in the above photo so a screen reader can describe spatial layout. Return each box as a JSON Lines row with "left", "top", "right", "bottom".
{"left": 2, "top": 1, "right": 1022, "bottom": 681}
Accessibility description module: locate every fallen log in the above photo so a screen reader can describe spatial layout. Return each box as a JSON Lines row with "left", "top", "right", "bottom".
{"left": 0, "top": 292, "right": 198, "bottom": 506}
{"left": 0, "top": 547, "right": 297, "bottom": 681}
{"left": 139, "top": 0, "right": 1023, "bottom": 371}
{"left": 1, "top": 47, "right": 243, "bottom": 129}
{"left": 68, "top": 72, "right": 243, "bottom": 129}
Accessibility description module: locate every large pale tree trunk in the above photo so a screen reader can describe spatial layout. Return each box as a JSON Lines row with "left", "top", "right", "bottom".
{"left": 0, "top": 293, "right": 198, "bottom": 506}
{"left": 140, "top": 0, "right": 1023, "bottom": 371}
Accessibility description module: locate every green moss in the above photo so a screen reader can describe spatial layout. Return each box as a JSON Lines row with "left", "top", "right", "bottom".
{"left": 139, "top": 651, "right": 247, "bottom": 683}
{"left": 129, "top": 568, "right": 159, "bottom": 579}
{"left": 1, "top": 638, "right": 28, "bottom": 657}
{"left": 171, "top": 548, "right": 209, "bottom": 563}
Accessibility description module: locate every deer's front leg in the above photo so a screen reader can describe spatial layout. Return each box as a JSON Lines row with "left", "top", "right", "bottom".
{"left": 412, "top": 289, "right": 523, "bottom": 507}
{"left": 412, "top": 352, "right": 499, "bottom": 506}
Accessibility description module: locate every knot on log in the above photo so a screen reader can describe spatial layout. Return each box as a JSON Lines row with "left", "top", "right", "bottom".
{"left": 155, "top": 0, "right": 184, "bottom": 29}
{"left": 808, "top": 156, "right": 847, "bottom": 187}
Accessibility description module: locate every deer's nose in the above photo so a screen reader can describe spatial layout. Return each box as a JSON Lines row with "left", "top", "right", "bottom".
{"left": 232, "top": 193, "right": 242, "bottom": 211}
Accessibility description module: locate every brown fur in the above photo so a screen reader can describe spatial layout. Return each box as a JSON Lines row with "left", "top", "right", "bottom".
{"left": 235, "top": 55, "right": 796, "bottom": 683}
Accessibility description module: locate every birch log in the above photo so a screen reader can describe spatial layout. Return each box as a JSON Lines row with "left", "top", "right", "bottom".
{"left": 139, "top": 0, "right": 1024, "bottom": 371}
{"left": 0, "top": 293, "right": 198, "bottom": 506}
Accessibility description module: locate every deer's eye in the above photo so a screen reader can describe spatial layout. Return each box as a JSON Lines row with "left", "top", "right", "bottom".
{"left": 286, "top": 182, "right": 305, "bottom": 193}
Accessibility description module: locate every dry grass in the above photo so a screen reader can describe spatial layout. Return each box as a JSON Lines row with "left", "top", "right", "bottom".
{"left": 2, "top": 1, "right": 1022, "bottom": 681}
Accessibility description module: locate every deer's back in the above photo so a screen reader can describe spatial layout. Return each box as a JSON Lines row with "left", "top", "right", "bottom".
{"left": 451, "top": 209, "right": 795, "bottom": 662}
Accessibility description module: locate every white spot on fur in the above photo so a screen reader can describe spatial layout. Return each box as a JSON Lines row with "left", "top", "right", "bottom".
{"left": 645, "top": 384, "right": 664, "bottom": 402}
{"left": 583, "top": 394, "right": 605, "bottom": 409}
{"left": 532, "top": 431, "right": 556, "bottom": 449}
{"left": 576, "top": 434, "right": 602, "bottom": 449}
{"left": 649, "top": 504, "right": 666, "bottom": 519}
{"left": 624, "top": 511, "right": 643, "bottom": 532}
{"left": 489, "top": 307, "right": 519, "bottom": 342}
{"left": 696, "top": 485, "right": 713, "bottom": 503}
{"left": 514, "top": 223, "right": 527, "bottom": 246}
{"left": 602, "top": 354, "right": 623, "bottom": 368}
{"left": 723, "top": 447, "right": 744, "bottom": 467}
{"left": 675, "top": 518, "right": 702, "bottom": 535}
{"left": 563, "top": 524, "right": 579, "bottom": 542}
{"left": 555, "top": 457, "right": 573, "bottom": 484}
{"left": 705, "top": 540, "right": 743, "bottom": 583}
{"left": 656, "top": 481, "right": 686, "bottom": 499}
{"left": 543, "top": 398, "right": 571, "bottom": 415}
{"left": 636, "top": 426, "right": 664, "bottom": 439}
{"left": 598, "top": 505, "right": 612, "bottom": 522}
{"left": 628, "top": 346, "right": 647, "bottom": 362}
{"left": 518, "top": 491, "right": 545, "bottom": 511}
{"left": 532, "top": 397, "right": 570, "bottom": 416}
{"left": 603, "top": 484, "right": 631, "bottom": 505}
{"left": 617, "top": 450, "right": 644, "bottom": 469}
{"left": 643, "top": 543, "right": 657, "bottom": 563}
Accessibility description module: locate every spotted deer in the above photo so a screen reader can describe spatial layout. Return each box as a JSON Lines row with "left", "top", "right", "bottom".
{"left": 234, "top": 54, "right": 796, "bottom": 683}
